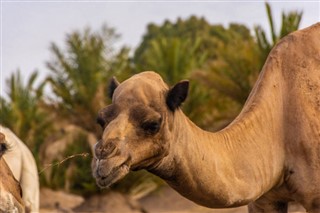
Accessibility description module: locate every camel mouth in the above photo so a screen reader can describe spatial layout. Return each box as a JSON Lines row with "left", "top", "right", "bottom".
{"left": 95, "top": 164, "right": 130, "bottom": 188}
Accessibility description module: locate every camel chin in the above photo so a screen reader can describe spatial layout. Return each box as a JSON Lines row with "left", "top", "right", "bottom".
{"left": 93, "top": 160, "right": 130, "bottom": 188}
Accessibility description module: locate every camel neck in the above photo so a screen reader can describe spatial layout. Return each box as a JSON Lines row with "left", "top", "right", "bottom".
{"left": 149, "top": 63, "right": 287, "bottom": 207}
{"left": 152, "top": 98, "right": 285, "bottom": 207}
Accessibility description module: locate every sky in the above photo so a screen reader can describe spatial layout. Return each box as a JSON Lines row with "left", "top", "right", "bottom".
{"left": 1, "top": 1, "right": 320, "bottom": 98}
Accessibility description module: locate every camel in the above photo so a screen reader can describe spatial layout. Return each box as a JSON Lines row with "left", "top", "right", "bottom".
{"left": 0, "top": 132, "right": 25, "bottom": 213}
{"left": 92, "top": 23, "right": 320, "bottom": 213}
{"left": 0, "top": 125, "right": 40, "bottom": 213}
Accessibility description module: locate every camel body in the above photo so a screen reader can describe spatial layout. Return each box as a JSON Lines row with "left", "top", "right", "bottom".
{"left": 93, "top": 23, "right": 320, "bottom": 212}
{"left": 0, "top": 132, "right": 25, "bottom": 213}
{"left": 1, "top": 125, "right": 40, "bottom": 212}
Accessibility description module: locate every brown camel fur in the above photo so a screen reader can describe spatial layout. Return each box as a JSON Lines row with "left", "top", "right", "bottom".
{"left": 0, "top": 133, "right": 25, "bottom": 213}
{"left": 92, "top": 23, "right": 320, "bottom": 212}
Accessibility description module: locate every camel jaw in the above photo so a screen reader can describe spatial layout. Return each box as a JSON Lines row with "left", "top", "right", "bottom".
{"left": 94, "top": 163, "right": 130, "bottom": 188}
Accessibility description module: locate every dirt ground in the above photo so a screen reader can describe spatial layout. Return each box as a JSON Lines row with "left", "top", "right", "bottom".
{"left": 40, "top": 186, "right": 306, "bottom": 213}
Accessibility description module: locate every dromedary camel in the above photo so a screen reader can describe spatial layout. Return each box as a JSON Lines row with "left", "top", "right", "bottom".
{"left": 0, "top": 125, "right": 40, "bottom": 213}
{"left": 0, "top": 132, "right": 25, "bottom": 213}
{"left": 92, "top": 23, "right": 320, "bottom": 212}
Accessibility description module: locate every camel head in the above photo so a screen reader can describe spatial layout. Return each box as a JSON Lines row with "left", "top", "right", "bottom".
{"left": 92, "top": 71, "right": 189, "bottom": 188}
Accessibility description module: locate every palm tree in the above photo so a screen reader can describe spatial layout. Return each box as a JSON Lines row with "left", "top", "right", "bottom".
{"left": 140, "top": 37, "right": 207, "bottom": 84}
{"left": 197, "top": 28, "right": 262, "bottom": 105}
{"left": 193, "top": 25, "right": 262, "bottom": 129}
{"left": 46, "top": 25, "right": 124, "bottom": 135}
{"left": 0, "top": 70, "right": 51, "bottom": 154}
{"left": 134, "top": 16, "right": 215, "bottom": 72}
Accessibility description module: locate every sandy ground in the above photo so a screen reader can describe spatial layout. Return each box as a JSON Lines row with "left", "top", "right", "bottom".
{"left": 40, "top": 186, "right": 306, "bottom": 213}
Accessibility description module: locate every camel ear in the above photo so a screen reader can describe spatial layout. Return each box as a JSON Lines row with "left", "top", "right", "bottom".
{"left": 108, "top": 77, "right": 120, "bottom": 99}
{"left": 166, "top": 80, "right": 189, "bottom": 111}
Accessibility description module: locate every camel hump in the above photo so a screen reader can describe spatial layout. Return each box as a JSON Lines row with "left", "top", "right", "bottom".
{"left": 256, "top": 22, "right": 320, "bottom": 100}
{"left": 272, "top": 22, "right": 320, "bottom": 53}
{"left": 240, "top": 23, "right": 320, "bottom": 125}
{"left": 267, "top": 22, "right": 320, "bottom": 75}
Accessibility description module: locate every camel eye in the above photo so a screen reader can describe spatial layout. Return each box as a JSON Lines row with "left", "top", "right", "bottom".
{"left": 141, "top": 120, "right": 161, "bottom": 134}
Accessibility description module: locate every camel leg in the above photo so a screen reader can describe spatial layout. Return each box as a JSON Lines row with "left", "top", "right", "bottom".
{"left": 248, "top": 200, "right": 288, "bottom": 213}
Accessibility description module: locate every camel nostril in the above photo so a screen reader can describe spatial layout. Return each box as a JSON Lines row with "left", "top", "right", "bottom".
{"left": 95, "top": 141, "right": 117, "bottom": 159}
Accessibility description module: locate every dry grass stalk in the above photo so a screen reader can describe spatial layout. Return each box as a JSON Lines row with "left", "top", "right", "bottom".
{"left": 39, "top": 153, "right": 90, "bottom": 174}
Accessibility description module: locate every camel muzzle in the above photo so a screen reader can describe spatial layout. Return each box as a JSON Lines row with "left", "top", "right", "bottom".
{"left": 94, "top": 140, "right": 119, "bottom": 160}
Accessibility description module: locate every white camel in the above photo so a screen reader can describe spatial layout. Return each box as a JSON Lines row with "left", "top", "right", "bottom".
{"left": 0, "top": 125, "right": 39, "bottom": 213}
{"left": 0, "top": 132, "right": 25, "bottom": 213}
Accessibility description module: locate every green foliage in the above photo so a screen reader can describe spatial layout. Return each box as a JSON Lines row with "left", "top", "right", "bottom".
{"left": 64, "top": 133, "right": 98, "bottom": 196}
{"left": 49, "top": 133, "right": 98, "bottom": 196}
{"left": 49, "top": 159, "right": 66, "bottom": 190}
{"left": 109, "top": 46, "right": 134, "bottom": 81}
{"left": 46, "top": 25, "right": 124, "bottom": 135}
{"left": 134, "top": 16, "right": 217, "bottom": 73}
{"left": 138, "top": 36, "right": 207, "bottom": 84}
{"left": 197, "top": 27, "right": 262, "bottom": 106}
{"left": 0, "top": 70, "right": 51, "bottom": 155}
